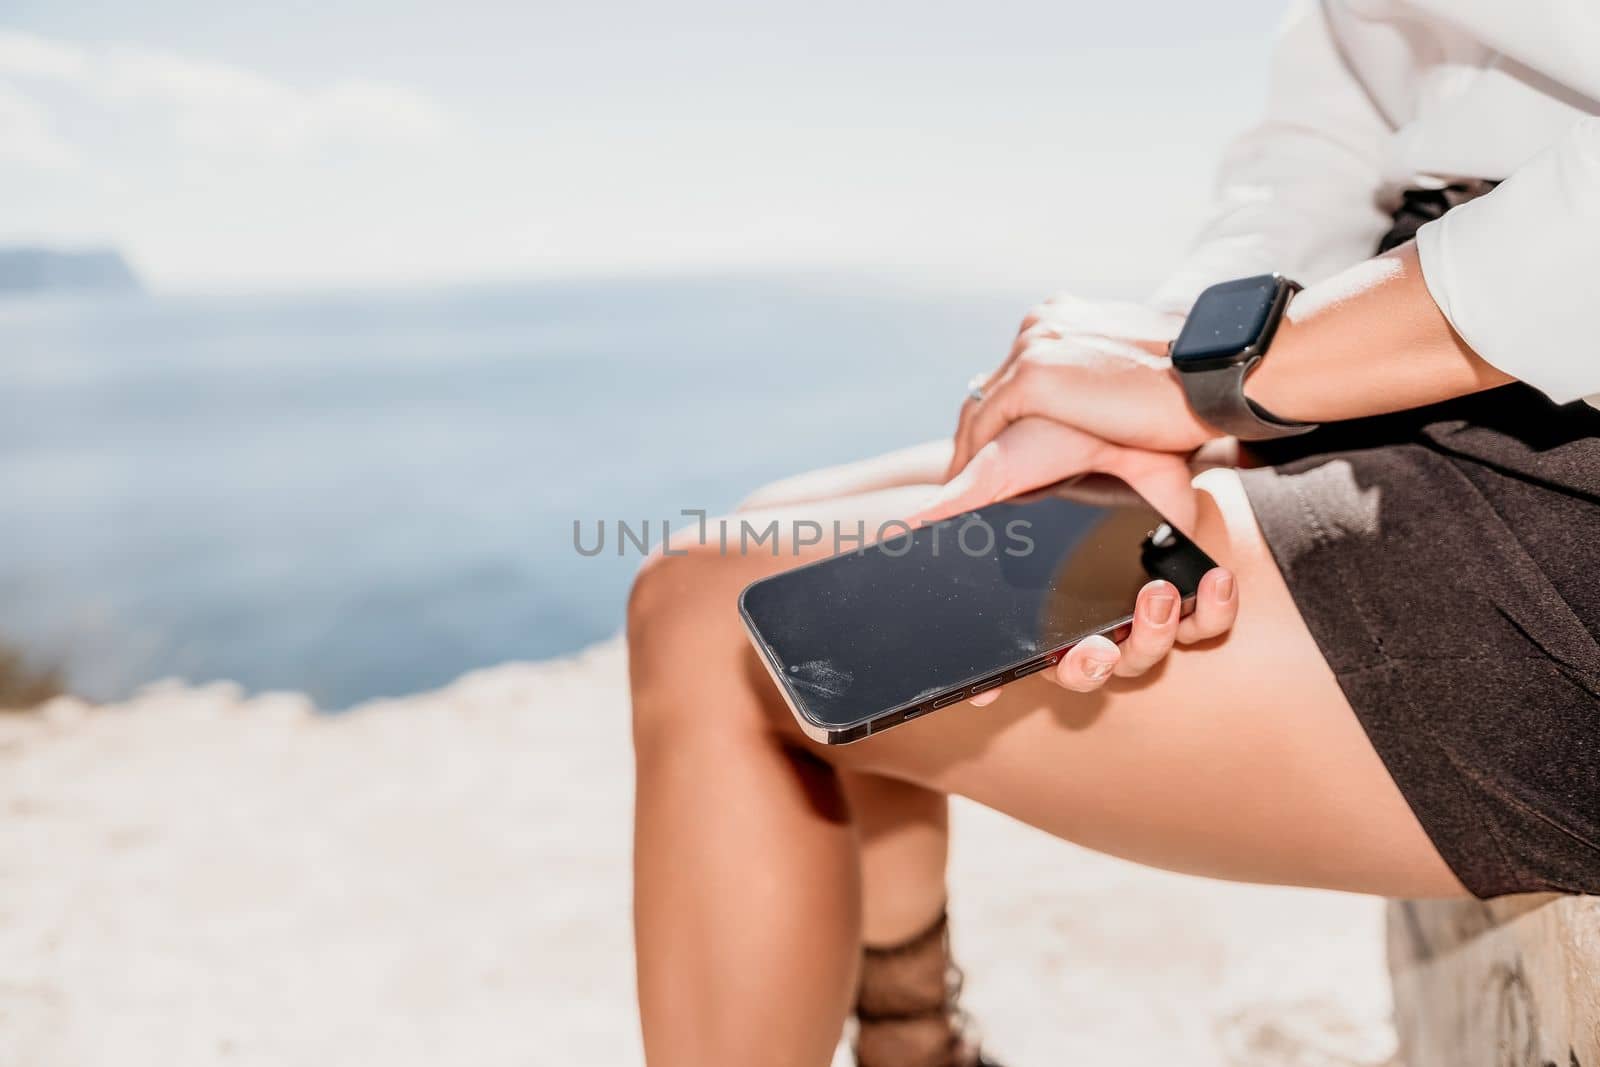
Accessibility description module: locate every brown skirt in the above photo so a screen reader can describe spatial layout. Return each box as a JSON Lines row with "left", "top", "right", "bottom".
{"left": 1241, "top": 384, "right": 1600, "bottom": 897}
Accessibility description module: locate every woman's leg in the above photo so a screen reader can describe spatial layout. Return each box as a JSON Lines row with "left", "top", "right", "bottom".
{"left": 741, "top": 442, "right": 972, "bottom": 1064}
{"left": 630, "top": 469, "right": 1466, "bottom": 1066}
{"left": 739, "top": 440, "right": 957, "bottom": 947}
{"left": 842, "top": 774, "right": 948, "bottom": 944}
{"left": 630, "top": 481, "right": 947, "bottom": 1067}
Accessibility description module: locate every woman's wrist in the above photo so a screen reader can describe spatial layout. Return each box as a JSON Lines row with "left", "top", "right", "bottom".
{"left": 1160, "top": 363, "right": 1227, "bottom": 447}
{"left": 1242, "top": 244, "right": 1512, "bottom": 424}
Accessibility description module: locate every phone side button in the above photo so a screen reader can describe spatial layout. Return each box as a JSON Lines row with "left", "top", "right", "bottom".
{"left": 929, "top": 692, "right": 967, "bottom": 710}
{"left": 1012, "top": 658, "right": 1054, "bottom": 679}
{"left": 968, "top": 676, "right": 1005, "bottom": 696}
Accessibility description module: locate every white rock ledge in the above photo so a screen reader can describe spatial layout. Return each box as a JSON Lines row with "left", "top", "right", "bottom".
{"left": 1, "top": 639, "right": 1396, "bottom": 1066}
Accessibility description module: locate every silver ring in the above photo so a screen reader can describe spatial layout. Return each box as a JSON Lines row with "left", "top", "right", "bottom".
{"left": 965, "top": 374, "right": 986, "bottom": 404}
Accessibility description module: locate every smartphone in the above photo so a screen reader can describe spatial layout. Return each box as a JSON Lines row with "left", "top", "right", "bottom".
{"left": 738, "top": 476, "right": 1215, "bottom": 744}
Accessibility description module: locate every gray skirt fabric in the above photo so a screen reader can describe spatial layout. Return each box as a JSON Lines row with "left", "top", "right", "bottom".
{"left": 1239, "top": 386, "right": 1600, "bottom": 897}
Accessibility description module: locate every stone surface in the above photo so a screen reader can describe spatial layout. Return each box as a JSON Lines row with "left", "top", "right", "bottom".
{"left": 0, "top": 640, "right": 1398, "bottom": 1066}
{"left": 1388, "top": 896, "right": 1600, "bottom": 1066}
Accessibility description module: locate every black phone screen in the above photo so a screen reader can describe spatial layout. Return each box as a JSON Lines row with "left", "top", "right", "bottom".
{"left": 739, "top": 479, "right": 1214, "bottom": 740}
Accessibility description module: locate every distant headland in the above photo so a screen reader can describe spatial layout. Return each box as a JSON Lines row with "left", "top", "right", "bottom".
{"left": 0, "top": 246, "right": 142, "bottom": 295}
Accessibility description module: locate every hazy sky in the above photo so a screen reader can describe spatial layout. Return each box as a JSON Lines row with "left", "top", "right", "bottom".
{"left": 1, "top": 1, "right": 1288, "bottom": 291}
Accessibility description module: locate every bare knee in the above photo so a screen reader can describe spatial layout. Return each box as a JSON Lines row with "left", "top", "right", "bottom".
{"left": 627, "top": 550, "right": 704, "bottom": 684}
{"left": 627, "top": 549, "right": 698, "bottom": 734}
{"left": 626, "top": 547, "right": 692, "bottom": 649}
{"left": 626, "top": 546, "right": 766, "bottom": 752}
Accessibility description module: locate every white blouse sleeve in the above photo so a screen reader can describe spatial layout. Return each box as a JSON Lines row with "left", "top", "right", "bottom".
{"left": 1148, "top": 0, "right": 1394, "bottom": 313}
{"left": 1415, "top": 116, "right": 1600, "bottom": 409}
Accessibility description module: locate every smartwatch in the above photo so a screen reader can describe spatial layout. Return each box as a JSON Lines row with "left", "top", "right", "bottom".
{"left": 1169, "top": 273, "right": 1317, "bottom": 440}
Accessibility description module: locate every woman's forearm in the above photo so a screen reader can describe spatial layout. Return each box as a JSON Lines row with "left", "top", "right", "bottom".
{"left": 1245, "top": 242, "right": 1513, "bottom": 424}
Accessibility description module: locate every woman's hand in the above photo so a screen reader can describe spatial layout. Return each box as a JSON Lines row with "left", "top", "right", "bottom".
{"left": 921, "top": 297, "right": 1243, "bottom": 706}
{"left": 948, "top": 295, "right": 1200, "bottom": 480}
{"left": 949, "top": 330, "right": 1215, "bottom": 480}
{"left": 968, "top": 569, "right": 1237, "bottom": 705}
{"left": 916, "top": 417, "right": 1201, "bottom": 532}
{"left": 907, "top": 418, "right": 1241, "bottom": 704}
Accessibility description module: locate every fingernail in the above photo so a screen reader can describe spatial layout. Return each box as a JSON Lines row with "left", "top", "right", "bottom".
{"left": 1146, "top": 592, "right": 1177, "bottom": 625}
{"left": 1084, "top": 657, "right": 1115, "bottom": 681}
{"left": 1216, "top": 571, "right": 1235, "bottom": 601}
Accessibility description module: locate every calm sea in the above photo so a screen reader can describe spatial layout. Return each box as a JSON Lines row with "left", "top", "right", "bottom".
{"left": 0, "top": 274, "right": 1038, "bottom": 707}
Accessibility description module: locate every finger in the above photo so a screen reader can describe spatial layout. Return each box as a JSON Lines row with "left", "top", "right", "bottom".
{"left": 948, "top": 389, "right": 988, "bottom": 481}
{"left": 912, "top": 418, "right": 1104, "bottom": 525}
{"left": 948, "top": 377, "right": 1000, "bottom": 481}
{"left": 950, "top": 324, "right": 1058, "bottom": 476}
{"left": 959, "top": 362, "right": 1048, "bottom": 469}
{"left": 912, "top": 438, "right": 1009, "bottom": 525}
{"left": 1051, "top": 634, "right": 1121, "bottom": 692}
{"left": 968, "top": 687, "right": 1002, "bottom": 708}
{"left": 1177, "top": 567, "right": 1238, "bottom": 644}
{"left": 1114, "top": 580, "right": 1181, "bottom": 676}
{"left": 999, "top": 322, "right": 1058, "bottom": 383}
{"left": 945, "top": 395, "right": 979, "bottom": 481}
{"left": 945, "top": 319, "right": 1043, "bottom": 480}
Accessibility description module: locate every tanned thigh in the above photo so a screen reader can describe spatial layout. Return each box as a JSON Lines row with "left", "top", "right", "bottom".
{"left": 676, "top": 470, "right": 1467, "bottom": 900}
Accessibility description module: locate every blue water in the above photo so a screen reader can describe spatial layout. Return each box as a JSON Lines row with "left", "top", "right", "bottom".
{"left": 0, "top": 274, "right": 1033, "bottom": 706}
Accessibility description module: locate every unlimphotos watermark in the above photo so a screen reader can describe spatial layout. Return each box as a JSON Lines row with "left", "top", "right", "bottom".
{"left": 573, "top": 510, "right": 1034, "bottom": 558}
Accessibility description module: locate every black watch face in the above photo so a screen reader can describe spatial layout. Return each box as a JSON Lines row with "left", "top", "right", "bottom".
{"left": 1170, "top": 274, "right": 1283, "bottom": 369}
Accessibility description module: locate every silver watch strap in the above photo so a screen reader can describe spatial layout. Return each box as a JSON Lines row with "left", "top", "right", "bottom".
{"left": 1185, "top": 357, "right": 1316, "bottom": 441}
